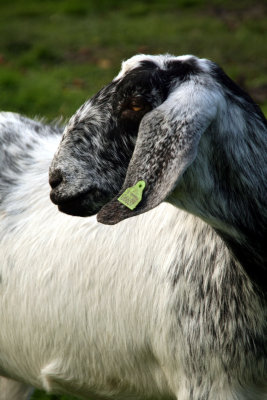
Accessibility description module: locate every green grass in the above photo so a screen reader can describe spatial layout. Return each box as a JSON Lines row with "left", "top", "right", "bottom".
{"left": 0, "top": 1, "right": 266, "bottom": 399}
{"left": 0, "top": 0, "right": 266, "bottom": 121}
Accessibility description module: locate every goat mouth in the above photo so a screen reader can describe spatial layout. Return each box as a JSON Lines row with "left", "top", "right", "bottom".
{"left": 51, "top": 188, "right": 112, "bottom": 217}
{"left": 58, "top": 200, "right": 100, "bottom": 217}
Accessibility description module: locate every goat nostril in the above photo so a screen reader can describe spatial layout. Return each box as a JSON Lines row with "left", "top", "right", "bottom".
{"left": 49, "top": 169, "right": 63, "bottom": 189}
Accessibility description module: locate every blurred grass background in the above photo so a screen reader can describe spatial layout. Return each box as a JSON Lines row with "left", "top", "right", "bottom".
{"left": 0, "top": 0, "right": 266, "bottom": 123}
{"left": 0, "top": 0, "right": 266, "bottom": 399}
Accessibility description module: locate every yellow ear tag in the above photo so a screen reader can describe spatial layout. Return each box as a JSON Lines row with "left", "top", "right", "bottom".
{"left": 118, "top": 180, "right": 146, "bottom": 210}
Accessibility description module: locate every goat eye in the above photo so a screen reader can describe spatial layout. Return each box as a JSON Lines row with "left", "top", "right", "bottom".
{"left": 131, "top": 105, "right": 143, "bottom": 112}
{"left": 129, "top": 98, "right": 149, "bottom": 112}
{"left": 119, "top": 98, "right": 151, "bottom": 120}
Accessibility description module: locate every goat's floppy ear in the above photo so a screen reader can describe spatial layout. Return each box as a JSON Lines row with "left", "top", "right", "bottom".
{"left": 97, "top": 82, "right": 218, "bottom": 225}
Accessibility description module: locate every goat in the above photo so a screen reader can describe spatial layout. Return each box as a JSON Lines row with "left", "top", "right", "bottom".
{"left": 49, "top": 54, "right": 267, "bottom": 399}
{"left": 0, "top": 112, "right": 217, "bottom": 399}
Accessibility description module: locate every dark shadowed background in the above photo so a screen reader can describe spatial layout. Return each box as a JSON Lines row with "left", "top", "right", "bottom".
{"left": 0, "top": 0, "right": 266, "bottom": 399}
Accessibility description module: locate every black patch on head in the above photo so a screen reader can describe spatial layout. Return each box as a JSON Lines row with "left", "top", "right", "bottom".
{"left": 139, "top": 60, "right": 160, "bottom": 71}
{"left": 112, "top": 62, "right": 169, "bottom": 137}
{"left": 210, "top": 62, "right": 267, "bottom": 126}
{"left": 165, "top": 57, "right": 201, "bottom": 82}
{"left": 115, "top": 63, "right": 168, "bottom": 104}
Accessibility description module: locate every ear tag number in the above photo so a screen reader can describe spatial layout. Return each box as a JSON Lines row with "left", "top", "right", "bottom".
{"left": 118, "top": 180, "right": 146, "bottom": 210}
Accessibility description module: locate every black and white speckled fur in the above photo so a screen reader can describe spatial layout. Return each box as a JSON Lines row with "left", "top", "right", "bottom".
{"left": 49, "top": 54, "right": 267, "bottom": 399}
